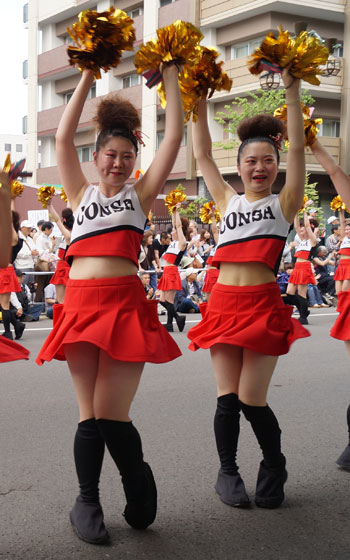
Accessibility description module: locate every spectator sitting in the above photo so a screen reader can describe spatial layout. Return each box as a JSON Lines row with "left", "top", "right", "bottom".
{"left": 44, "top": 283, "right": 57, "bottom": 319}
{"left": 139, "top": 271, "right": 155, "bottom": 300}
{"left": 312, "top": 246, "right": 336, "bottom": 303}
{"left": 174, "top": 268, "right": 203, "bottom": 313}
{"left": 10, "top": 270, "right": 44, "bottom": 321}
{"left": 307, "top": 283, "right": 329, "bottom": 308}
{"left": 277, "top": 263, "right": 301, "bottom": 316}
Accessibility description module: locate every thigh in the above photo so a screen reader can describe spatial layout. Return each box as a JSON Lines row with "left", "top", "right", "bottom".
{"left": 65, "top": 342, "right": 100, "bottom": 421}
{"left": 0, "top": 293, "right": 10, "bottom": 308}
{"left": 297, "top": 284, "right": 308, "bottom": 298}
{"left": 94, "top": 352, "right": 144, "bottom": 421}
{"left": 238, "top": 348, "right": 278, "bottom": 406}
{"left": 286, "top": 283, "right": 296, "bottom": 295}
{"left": 210, "top": 343, "right": 243, "bottom": 397}
{"left": 165, "top": 289, "right": 176, "bottom": 304}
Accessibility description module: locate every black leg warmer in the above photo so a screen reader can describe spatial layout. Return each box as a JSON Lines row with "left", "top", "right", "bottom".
{"left": 297, "top": 295, "right": 309, "bottom": 324}
{"left": 240, "top": 402, "right": 287, "bottom": 508}
{"left": 336, "top": 404, "right": 350, "bottom": 469}
{"left": 97, "top": 419, "right": 157, "bottom": 529}
{"left": 70, "top": 418, "right": 109, "bottom": 545}
{"left": 1, "top": 309, "right": 12, "bottom": 339}
{"left": 214, "top": 394, "right": 250, "bottom": 507}
{"left": 10, "top": 310, "right": 25, "bottom": 340}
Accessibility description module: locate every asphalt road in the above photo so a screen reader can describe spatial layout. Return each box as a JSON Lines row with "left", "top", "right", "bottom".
{"left": 0, "top": 309, "right": 349, "bottom": 560}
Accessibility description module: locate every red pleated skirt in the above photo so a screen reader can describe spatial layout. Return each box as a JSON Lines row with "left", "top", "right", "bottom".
{"left": 203, "top": 268, "right": 220, "bottom": 294}
{"left": 0, "top": 266, "right": 20, "bottom": 294}
{"left": 36, "top": 275, "right": 181, "bottom": 365}
{"left": 157, "top": 265, "right": 181, "bottom": 292}
{"left": 50, "top": 259, "right": 70, "bottom": 285}
{"left": 330, "top": 290, "right": 350, "bottom": 341}
{"left": 0, "top": 336, "right": 29, "bottom": 363}
{"left": 188, "top": 282, "right": 310, "bottom": 355}
{"left": 288, "top": 261, "right": 315, "bottom": 285}
{"left": 334, "top": 259, "right": 350, "bottom": 281}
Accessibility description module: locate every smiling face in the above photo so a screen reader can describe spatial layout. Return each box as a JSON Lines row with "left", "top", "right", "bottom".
{"left": 345, "top": 225, "right": 350, "bottom": 237}
{"left": 94, "top": 136, "right": 136, "bottom": 191}
{"left": 237, "top": 141, "right": 278, "bottom": 197}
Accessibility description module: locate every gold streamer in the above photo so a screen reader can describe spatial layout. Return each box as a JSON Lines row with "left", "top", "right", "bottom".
{"left": 298, "top": 195, "right": 309, "bottom": 213}
{"left": 3, "top": 155, "right": 24, "bottom": 198}
{"left": 37, "top": 186, "right": 56, "bottom": 209}
{"left": 330, "top": 195, "right": 348, "bottom": 212}
{"left": 59, "top": 187, "right": 68, "bottom": 203}
{"left": 199, "top": 201, "right": 221, "bottom": 224}
{"left": 164, "top": 188, "right": 187, "bottom": 214}
{"left": 274, "top": 103, "right": 322, "bottom": 146}
{"left": 248, "top": 26, "right": 329, "bottom": 86}
{"left": 67, "top": 7, "right": 135, "bottom": 79}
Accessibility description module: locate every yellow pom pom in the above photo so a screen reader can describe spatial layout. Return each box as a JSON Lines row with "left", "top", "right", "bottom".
{"left": 298, "top": 195, "right": 309, "bottom": 213}
{"left": 10, "top": 180, "right": 24, "bottom": 198}
{"left": 67, "top": 7, "right": 135, "bottom": 79}
{"left": 37, "top": 186, "right": 56, "bottom": 209}
{"left": 60, "top": 187, "right": 68, "bottom": 203}
{"left": 274, "top": 103, "right": 321, "bottom": 146}
{"left": 164, "top": 188, "right": 187, "bottom": 214}
{"left": 330, "top": 195, "right": 347, "bottom": 212}
{"left": 199, "top": 201, "right": 221, "bottom": 224}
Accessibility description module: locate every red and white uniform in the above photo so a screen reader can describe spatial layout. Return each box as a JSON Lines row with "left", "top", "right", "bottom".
{"left": 289, "top": 238, "right": 315, "bottom": 285}
{"left": 50, "top": 239, "right": 70, "bottom": 286}
{"left": 37, "top": 184, "right": 181, "bottom": 365}
{"left": 294, "top": 238, "right": 312, "bottom": 260}
{"left": 158, "top": 241, "right": 186, "bottom": 292}
{"left": 203, "top": 247, "right": 219, "bottom": 294}
{"left": 334, "top": 237, "right": 350, "bottom": 282}
{"left": 0, "top": 266, "right": 20, "bottom": 294}
{"left": 188, "top": 194, "right": 309, "bottom": 355}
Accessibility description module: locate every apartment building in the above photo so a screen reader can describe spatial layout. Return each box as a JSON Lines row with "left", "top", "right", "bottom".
{"left": 0, "top": 134, "right": 27, "bottom": 168}
{"left": 25, "top": 0, "right": 349, "bottom": 219}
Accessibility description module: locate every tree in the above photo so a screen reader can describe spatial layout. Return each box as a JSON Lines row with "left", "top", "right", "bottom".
{"left": 175, "top": 183, "right": 209, "bottom": 221}
{"left": 215, "top": 88, "right": 315, "bottom": 150}
{"left": 303, "top": 172, "right": 325, "bottom": 231}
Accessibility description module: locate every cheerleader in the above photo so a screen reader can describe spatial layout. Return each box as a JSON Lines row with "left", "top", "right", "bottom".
{"left": 158, "top": 204, "right": 187, "bottom": 332}
{"left": 310, "top": 140, "right": 350, "bottom": 470}
{"left": 202, "top": 209, "right": 219, "bottom": 302}
{"left": 48, "top": 203, "right": 74, "bottom": 304}
{"left": 188, "top": 68, "right": 309, "bottom": 509}
{"left": 333, "top": 209, "right": 350, "bottom": 295}
{"left": 286, "top": 211, "right": 317, "bottom": 324}
{"left": 36, "top": 64, "right": 183, "bottom": 544}
{"left": 0, "top": 171, "right": 29, "bottom": 361}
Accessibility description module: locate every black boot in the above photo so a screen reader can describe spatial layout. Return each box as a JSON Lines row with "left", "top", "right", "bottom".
{"left": 240, "top": 402, "right": 287, "bottom": 508}
{"left": 10, "top": 310, "right": 25, "bottom": 340}
{"left": 161, "top": 301, "right": 174, "bottom": 332}
{"left": 97, "top": 419, "right": 157, "bottom": 530}
{"left": 170, "top": 303, "right": 186, "bottom": 332}
{"left": 70, "top": 418, "right": 109, "bottom": 545}
{"left": 336, "top": 404, "right": 350, "bottom": 469}
{"left": 214, "top": 394, "right": 250, "bottom": 507}
{"left": 297, "top": 295, "right": 310, "bottom": 325}
{"left": 1, "top": 309, "right": 13, "bottom": 340}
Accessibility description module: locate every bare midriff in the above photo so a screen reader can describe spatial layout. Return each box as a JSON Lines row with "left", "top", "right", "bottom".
{"left": 70, "top": 256, "right": 138, "bottom": 279}
{"left": 296, "top": 258, "right": 308, "bottom": 263}
{"left": 218, "top": 261, "right": 276, "bottom": 286}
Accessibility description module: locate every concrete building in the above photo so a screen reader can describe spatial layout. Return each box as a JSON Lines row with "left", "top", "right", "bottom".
{"left": 0, "top": 134, "right": 27, "bottom": 168}
{"left": 25, "top": 0, "right": 350, "bottom": 221}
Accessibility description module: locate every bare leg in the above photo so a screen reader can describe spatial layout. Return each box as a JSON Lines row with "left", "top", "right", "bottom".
{"left": 56, "top": 284, "right": 66, "bottom": 304}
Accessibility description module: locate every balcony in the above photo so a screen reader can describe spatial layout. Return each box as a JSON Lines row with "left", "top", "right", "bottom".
{"left": 197, "top": 136, "right": 340, "bottom": 175}
{"left": 38, "top": 96, "right": 99, "bottom": 136}
{"left": 38, "top": 44, "right": 72, "bottom": 81}
{"left": 200, "top": 0, "right": 345, "bottom": 28}
{"left": 210, "top": 56, "right": 343, "bottom": 102}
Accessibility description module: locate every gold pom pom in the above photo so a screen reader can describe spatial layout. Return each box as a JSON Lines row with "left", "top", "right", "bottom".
{"left": 160, "top": 46, "right": 232, "bottom": 122}
{"left": 164, "top": 188, "right": 187, "bottom": 214}
{"left": 298, "top": 195, "right": 309, "bottom": 213}
{"left": 134, "top": 20, "right": 202, "bottom": 75}
{"left": 60, "top": 187, "right": 68, "bottom": 203}
{"left": 274, "top": 103, "right": 322, "bottom": 146}
{"left": 199, "top": 201, "right": 221, "bottom": 224}
{"left": 37, "top": 186, "right": 56, "bottom": 209}
{"left": 10, "top": 180, "right": 24, "bottom": 198}
{"left": 67, "top": 7, "right": 135, "bottom": 79}
{"left": 248, "top": 26, "right": 329, "bottom": 86}
{"left": 330, "top": 195, "right": 347, "bottom": 212}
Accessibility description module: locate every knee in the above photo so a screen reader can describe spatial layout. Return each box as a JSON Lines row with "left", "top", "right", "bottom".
{"left": 238, "top": 392, "right": 267, "bottom": 408}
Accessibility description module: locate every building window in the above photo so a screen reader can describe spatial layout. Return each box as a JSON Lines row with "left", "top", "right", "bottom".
{"left": 127, "top": 7, "right": 143, "bottom": 18}
{"left": 22, "top": 116, "right": 28, "bottom": 134}
{"left": 65, "top": 85, "right": 96, "bottom": 104}
{"left": 4, "top": 143, "right": 11, "bottom": 151}
{"left": 319, "top": 119, "right": 340, "bottom": 137}
{"left": 122, "top": 74, "right": 141, "bottom": 88}
{"left": 65, "top": 92, "right": 73, "bottom": 104}
{"left": 157, "top": 129, "right": 186, "bottom": 149}
{"left": 23, "top": 3, "right": 28, "bottom": 23}
{"left": 160, "top": 0, "right": 175, "bottom": 5}
{"left": 23, "top": 59, "right": 28, "bottom": 79}
{"left": 77, "top": 145, "right": 94, "bottom": 163}
{"left": 16, "top": 144, "right": 23, "bottom": 152}
{"left": 231, "top": 37, "right": 263, "bottom": 60}
{"left": 64, "top": 34, "right": 75, "bottom": 45}
{"left": 332, "top": 43, "right": 343, "bottom": 57}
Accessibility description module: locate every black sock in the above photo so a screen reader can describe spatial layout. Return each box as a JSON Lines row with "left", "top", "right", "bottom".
{"left": 161, "top": 301, "right": 173, "bottom": 325}
{"left": 97, "top": 419, "right": 145, "bottom": 501}
{"left": 168, "top": 302, "right": 178, "bottom": 320}
{"left": 240, "top": 402, "right": 284, "bottom": 468}
{"left": 297, "top": 295, "right": 309, "bottom": 319}
{"left": 74, "top": 418, "right": 105, "bottom": 504}
{"left": 214, "top": 393, "right": 241, "bottom": 475}
{"left": 1, "top": 309, "right": 11, "bottom": 333}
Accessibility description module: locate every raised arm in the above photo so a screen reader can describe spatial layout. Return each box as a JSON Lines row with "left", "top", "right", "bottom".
{"left": 293, "top": 213, "right": 301, "bottom": 235}
{"left": 279, "top": 69, "right": 305, "bottom": 223}
{"left": 209, "top": 208, "right": 219, "bottom": 245}
{"left": 0, "top": 172, "right": 12, "bottom": 267}
{"left": 339, "top": 208, "right": 345, "bottom": 238}
{"left": 192, "top": 99, "right": 235, "bottom": 215}
{"left": 172, "top": 205, "right": 186, "bottom": 251}
{"left": 56, "top": 70, "right": 95, "bottom": 210}
{"left": 135, "top": 65, "right": 184, "bottom": 213}
{"left": 48, "top": 202, "right": 71, "bottom": 244}
{"left": 303, "top": 211, "right": 317, "bottom": 246}
{"left": 310, "top": 140, "right": 350, "bottom": 207}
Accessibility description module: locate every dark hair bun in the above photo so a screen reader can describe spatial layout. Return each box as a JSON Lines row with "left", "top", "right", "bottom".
{"left": 95, "top": 94, "right": 141, "bottom": 132}
{"left": 237, "top": 115, "right": 286, "bottom": 142}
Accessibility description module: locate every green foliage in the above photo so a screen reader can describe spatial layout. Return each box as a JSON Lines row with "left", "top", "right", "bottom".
{"left": 174, "top": 184, "right": 209, "bottom": 221}
{"left": 303, "top": 172, "right": 324, "bottom": 230}
{"left": 215, "top": 88, "right": 315, "bottom": 150}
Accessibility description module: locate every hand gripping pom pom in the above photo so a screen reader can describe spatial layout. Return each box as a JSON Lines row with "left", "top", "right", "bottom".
{"left": 164, "top": 188, "right": 187, "bottom": 215}
{"left": 330, "top": 195, "right": 349, "bottom": 213}
{"left": 37, "top": 186, "right": 56, "bottom": 209}
{"left": 274, "top": 103, "right": 322, "bottom": 147}
{"left": 199, "top": 202, "right": 221, "bottom": 224}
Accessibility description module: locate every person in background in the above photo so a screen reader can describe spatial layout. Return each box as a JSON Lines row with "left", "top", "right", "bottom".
{"left": 153, "top": 231, "right": 171, "bottom": 271}
{"left": 10, "top": 270, "right": 44, "bottom": 321}
{"left": 174, "top": 268, "right": 203, "bottom": 313}
{"left": 139, "top": 272, "right": 155, "bottom": 300}
{"left": 44, "top": 283, "right": 57, "bottom": 319}
{"left": 14, "top": 220, "right": 38, "bottom": 286}
{"left": 34, "top": 221, "right": 55, "bottom": 303}
{"left": 49, "top": 204, "right": 74, "bottom": 304}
